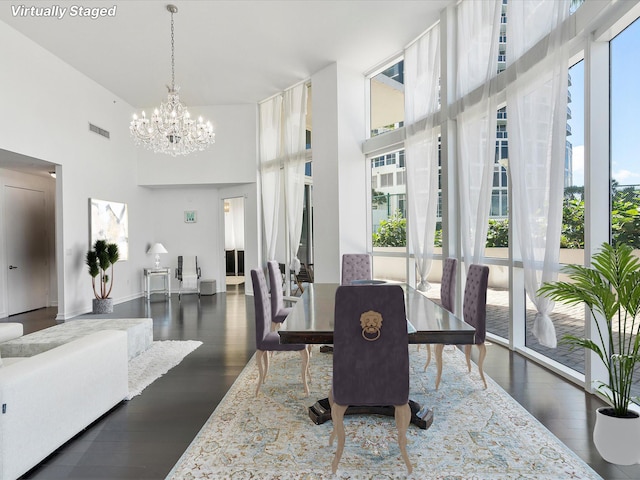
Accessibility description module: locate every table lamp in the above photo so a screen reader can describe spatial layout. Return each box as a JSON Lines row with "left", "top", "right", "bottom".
{"left": 147, "top": 243, "right": 168, "bottom": 268}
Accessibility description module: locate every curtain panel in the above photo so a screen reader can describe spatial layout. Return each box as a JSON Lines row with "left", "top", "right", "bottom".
{"left": 455, "top": 0, "right": 502, "bottom": 271}
{"left": 404, "top": 24, "right": 440, "bottom": 291}
{"left": 258, "top": 95, "right": 283, "bottom": 262}
{"left": 507, "top": 0, "right": 570, "bottom": 348}
{"left": 283, "top": 84, "right": 308, "bottom": 274}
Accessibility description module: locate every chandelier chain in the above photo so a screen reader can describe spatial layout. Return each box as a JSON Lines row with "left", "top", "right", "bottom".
{"left": 170, "top": 8, "right": 175, "bottom": 91}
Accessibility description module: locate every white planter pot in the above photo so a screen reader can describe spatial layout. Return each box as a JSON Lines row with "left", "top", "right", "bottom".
{"left": 593, "top": 407, "right": 640, "bottom": 465}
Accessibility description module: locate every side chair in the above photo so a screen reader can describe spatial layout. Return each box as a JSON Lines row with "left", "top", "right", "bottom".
{"left": 425, "top": 257, "right": 457, "bottom": 372}
{"left": 340, "top": 253, "right": 372, "bottom": 285}
{"left": 434, "top": 263, "right": 489, "bottom": 390}
{"left": 267, "top": 260, "right": 293, "bottom": 329}
{"left": 329, "top": 284, "right": 412, "bottom": 474}
{"left": 250, "top": 268, "right": 310, "bottom": 397}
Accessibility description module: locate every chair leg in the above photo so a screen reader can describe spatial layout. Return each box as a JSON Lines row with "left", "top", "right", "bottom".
{"left": 255, "top": 350, "right": 266, "bottom": 396}
{"left": 464, "top": 344, "right": 472, "bottom": 373}
{"left": 434, "top": 344, "right": 445, "bottom": 390}
{"left": 477, "top": 343, "right": 487, "bottom": 389}
{"left": 299, "top": 348, "right": 310, "bottom": 395}
{"left": 423, "top": 344, "right": 432, "bottom": 371}
{"left": 328, "top": 388, "right": 336, "bottom": 446}
{"left": 331, "top": 403, "right": 348, "bottom": 474}
{"left": 306, "top": 345, "right": 312, "bottom": 382}
{"left": 395, "top": 403, "right": 413, "bottom": 474}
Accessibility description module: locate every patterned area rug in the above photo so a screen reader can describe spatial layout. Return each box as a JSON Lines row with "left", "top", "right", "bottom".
{"left": 167, "top": 346, "right": 602, "bottom": 479}
{"left": 126, "top": 340, "right": 202, "bottom": 400}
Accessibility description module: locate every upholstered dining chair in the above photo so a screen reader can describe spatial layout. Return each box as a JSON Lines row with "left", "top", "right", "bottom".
{"left": 434, "top": 263, "right": 489, "bottom": 390}
{"left": 267, "top": 260, "right": 293, "bottom": 328}
{"left": 425, "top": 257, "right": 458, "bottom": 371}
{"left": 341, "top": 253, "right": 373, "bottom": 285}
{"left": 328, "top": 284, "right": 412, "bottom": 474}
{"left": 250, "top": 268, "right": 310, "bottom": 396}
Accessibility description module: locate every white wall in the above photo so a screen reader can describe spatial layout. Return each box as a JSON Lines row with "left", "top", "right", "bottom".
{"left": 136, "top": 104, "right": 258, "bottom": 187}
{"left": 0, "top": 20, "right": 260, "bottom": 318}
{"left": 143, "top": 186, "right": 220, "bottom": 292}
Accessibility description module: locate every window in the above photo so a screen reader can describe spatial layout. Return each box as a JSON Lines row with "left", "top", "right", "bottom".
{"left": 370, "top": 60, "right": 405, "bottom": 137}
{"left": 611, "top": 19, "right": 640, "bottom": 251}
{"left": 380, "top": 173, "right": 393, "bottom": 188}
{"left": 396, "top": 171, "right": 406, "bottom": 185}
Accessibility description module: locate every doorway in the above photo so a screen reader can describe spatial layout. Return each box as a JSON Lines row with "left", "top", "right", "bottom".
{"left": 223, "top": 197, "right": 245, "bottom": 290}
{"left": 5, "top": 185, "right": 49, "bottom": 315}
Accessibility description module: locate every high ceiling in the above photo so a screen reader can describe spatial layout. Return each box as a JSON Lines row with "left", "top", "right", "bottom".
{"left": 0, "top": 0, "right": 449, "bottom": 108}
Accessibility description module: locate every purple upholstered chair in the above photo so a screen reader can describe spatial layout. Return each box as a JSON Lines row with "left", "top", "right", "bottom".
{"left": 434, "top": 263, "right": 489, "bottom": 390}
{"left": 267, "top": 260, "right": 292, "bottom": 327}
{"left": 340, "top": 253, "right": 372, "bottom": 285}
{"left": 462, "top": 264, "right": 489, "bottom": 389}
{"left": 250, "top": 268, "right": 309, "bottom": 396}
{"left": 328, "top": 285, "right": 412, "bottom": 474}
{"left": 425, "top": 257, "right": 457, "bottom": 372}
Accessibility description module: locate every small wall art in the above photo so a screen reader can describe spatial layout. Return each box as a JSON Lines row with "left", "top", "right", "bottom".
{"left": 184, "top": 210, "right": 197, "bottom": 223}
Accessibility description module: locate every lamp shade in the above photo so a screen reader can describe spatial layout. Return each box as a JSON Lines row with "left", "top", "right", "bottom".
{"left": 147, "top": 243, "right": 168, "bottom": 255}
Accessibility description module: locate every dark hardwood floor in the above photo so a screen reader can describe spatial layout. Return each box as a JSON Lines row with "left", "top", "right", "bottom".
{"left": 2, "top": 284, "right": 639, "bottom": 479}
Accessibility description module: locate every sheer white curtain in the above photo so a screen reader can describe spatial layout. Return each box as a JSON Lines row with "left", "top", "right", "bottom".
{"left": 507, "top": 0, "right": 570, "bottom": 348}
{"left": 258, "top": 95, "right": 283, "bottom": 261}
{"left": 282, "top": 84, "right": 308, "bottom": 274}
{"left": 456, "top": 0, "right": 502, "bottom": 270}
{"left": 404, "top": 25, "right": 440, "bottom": 291}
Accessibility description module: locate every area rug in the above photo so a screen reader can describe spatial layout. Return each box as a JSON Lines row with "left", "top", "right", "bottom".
{"left": 166, "top": 346, "right": 602, "bottom": 479}
{"left": 126, "top": 340, "right": 202, "bottom": 400}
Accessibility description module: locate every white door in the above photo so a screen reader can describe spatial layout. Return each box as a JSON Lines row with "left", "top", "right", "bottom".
{"left": 5, "top": 186, "right": 48, "bottom": 315}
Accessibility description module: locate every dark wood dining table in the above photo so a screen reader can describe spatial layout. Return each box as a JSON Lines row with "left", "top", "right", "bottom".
{"left": 278, "top": 282, "right": 476, "bottom": 429}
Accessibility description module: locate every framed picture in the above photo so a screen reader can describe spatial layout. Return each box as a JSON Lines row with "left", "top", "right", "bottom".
{"left": 90, "top": 198, "right": 129, "bottom": 260}
{"left": 184, "top": 210, "right": 197, "bottom": 223}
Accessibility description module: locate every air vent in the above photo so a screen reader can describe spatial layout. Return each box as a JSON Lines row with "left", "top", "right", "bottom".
{"left": 88, "top": 123, "right": 110, "bottom": 139}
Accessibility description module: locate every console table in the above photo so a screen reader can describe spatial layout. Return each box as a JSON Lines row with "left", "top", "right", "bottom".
{"left": 144, "top": 267, "right": 171, "bottom": 299}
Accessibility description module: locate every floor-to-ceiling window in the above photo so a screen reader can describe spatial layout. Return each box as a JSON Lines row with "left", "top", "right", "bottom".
{"left": 370, "top": 148, "right": 408, "bottom": 282}
{"left": 610, "top": 17, "right": 640, "bottom": 397}
{"left": 524, "top": 59, "right": 586, "bottom": 375}
{"left": 361, "top": 0, "right": 640, "bottom": 393}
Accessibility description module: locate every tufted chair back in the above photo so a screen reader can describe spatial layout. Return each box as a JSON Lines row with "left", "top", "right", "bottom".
{"left": 463, "top": 264, "right": 489, "bottom": 345}
{"left": 250, "top": 269, "right": 272, "bottom": 350}
{"left": 440, "top": 258, "right": 457, "bottom": 314}
{"left": 341, "top": 254, "right": 373, "bottom": 285}
{"left": 267, "top": 260, "right": 291, "bottom": 324}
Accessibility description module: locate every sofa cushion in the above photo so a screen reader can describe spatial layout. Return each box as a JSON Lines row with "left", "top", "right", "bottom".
{"left": 0, "top": 323, "right": 23, "bottom": 343}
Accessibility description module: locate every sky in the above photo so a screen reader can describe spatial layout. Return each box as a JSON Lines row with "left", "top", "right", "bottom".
{"left": 568, "top": 17, "right": 639, "bottom": 188}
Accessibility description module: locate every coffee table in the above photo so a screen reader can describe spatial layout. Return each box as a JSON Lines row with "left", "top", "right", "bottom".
{"left": 0, "top": 318, "right": 153, "bottom": 360}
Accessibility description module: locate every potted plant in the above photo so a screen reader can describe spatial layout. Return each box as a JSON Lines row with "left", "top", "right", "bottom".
{"left": 538, "top": 242, "right": 640, "bottom": 465}
{"left": 86, "top": 239, "right": 119, "bottom": 314}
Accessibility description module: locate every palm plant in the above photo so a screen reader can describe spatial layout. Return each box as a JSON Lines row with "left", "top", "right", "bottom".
{"left": 86, "top": 239, "right": 119, "bottom": 299}
{"left": 538, "top": 242, "right": 640, "bottom": 417}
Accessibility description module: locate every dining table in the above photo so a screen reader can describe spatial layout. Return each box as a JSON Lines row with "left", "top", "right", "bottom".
{"left": 278, "top": 282, "right": 476, "bottom": 429}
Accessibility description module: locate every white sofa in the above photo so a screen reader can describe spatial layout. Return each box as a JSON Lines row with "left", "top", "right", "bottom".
{"left": 0, "top": 330, "right": 128, "bottom": 480}
{"left": 0, "top": 323, "right": 23, "bottom": 343}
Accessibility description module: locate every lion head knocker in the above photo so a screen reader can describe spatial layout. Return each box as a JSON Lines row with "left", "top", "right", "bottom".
{"left": 360, "top": 310, "right": 383, "bottom": 341}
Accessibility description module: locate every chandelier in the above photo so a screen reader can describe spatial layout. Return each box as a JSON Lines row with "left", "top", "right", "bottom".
{"left": 130, "top": 4, "right": 215, "bottom": 156}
